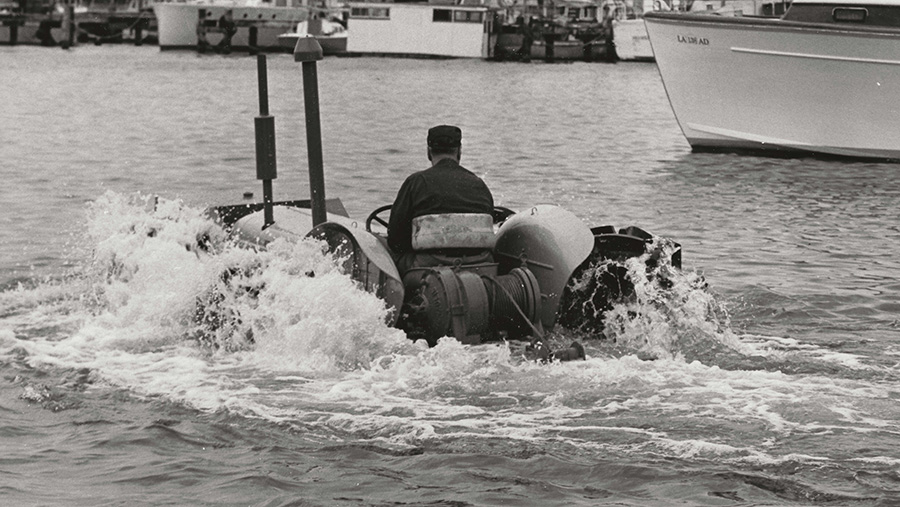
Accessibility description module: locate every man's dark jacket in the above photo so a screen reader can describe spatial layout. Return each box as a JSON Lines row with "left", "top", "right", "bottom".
{"left": 388, "top": 158, "right": 494, "bottom": 255}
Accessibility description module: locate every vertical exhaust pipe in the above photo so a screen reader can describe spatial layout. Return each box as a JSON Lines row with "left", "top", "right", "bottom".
{"left": 294, "top": 36, "right": 326, "bottom": 228}
{"left": 254, "top": 55, "right": 277, "bottom": 229}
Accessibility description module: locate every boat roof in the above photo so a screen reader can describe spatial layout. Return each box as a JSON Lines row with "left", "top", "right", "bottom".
{"left": 350, "top": 1, "right": 487, "bottom": 9}
{"left": 791, "top": 0, "right": 900, "bottom": 5}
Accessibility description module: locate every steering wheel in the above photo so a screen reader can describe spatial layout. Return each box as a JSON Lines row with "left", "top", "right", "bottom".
{"left": 366, "top": 204, "right": 393, "bottom": 232}
{"left": 492, "top": 206, "right": 515, "bottom": 224}
{"left": 366, "top": 204, "right": 516, "bottom": 233}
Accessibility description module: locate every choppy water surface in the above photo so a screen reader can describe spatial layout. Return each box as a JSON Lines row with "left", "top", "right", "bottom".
{"left": 2, "top": 45, "right": 899, "bottom": 506}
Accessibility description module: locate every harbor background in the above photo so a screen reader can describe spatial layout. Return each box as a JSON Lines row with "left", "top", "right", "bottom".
{"left": 2, "top": 45, "right": 899, "bottom": 506}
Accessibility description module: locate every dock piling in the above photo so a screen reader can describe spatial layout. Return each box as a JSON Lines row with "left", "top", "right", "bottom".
{"left": 248, "top": 26, "right": 258, "bottom": 55}
{"left": 135, "top": 0, "right": 143, "bottom": 46}
{"left": 61, "top": 3, "right": 75, "bottom": 49}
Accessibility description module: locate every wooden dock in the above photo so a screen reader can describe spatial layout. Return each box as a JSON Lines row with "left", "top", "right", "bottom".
{"left": 0, "top": 0, "right": 156, "bottom": 47}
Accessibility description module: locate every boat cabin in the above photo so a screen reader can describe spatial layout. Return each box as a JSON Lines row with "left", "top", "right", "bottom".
{"left": 681, "top": 0, "right": 791, "bottom": 17}
{"left": 346, "top": 0, "right": 493, "bottom": 57}
{"left": 782, "top": 0, "right": 900, "bottom": 26}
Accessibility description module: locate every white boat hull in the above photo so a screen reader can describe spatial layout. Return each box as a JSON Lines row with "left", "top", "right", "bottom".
{"left": 154, "top": 3, "right": 307, "bottom": 49}
{"left": 346, "top": 3, "right": 488, "bottom": 58}
{"left": 278, "top": 33, "right": 348, "bottom": 53}
{"left": 644, "top": 13, "right": 900, "bottom": 159}
{"left": 613, "top": 19, "right": 654, "bottom": 61}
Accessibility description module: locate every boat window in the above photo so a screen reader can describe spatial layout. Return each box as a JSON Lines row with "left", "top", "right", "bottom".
{"left": 453, "top": 10, "right": 483, "bottom": 23}
{"left": 351, "top": 7, "right": 390, "bottom": 19}
{"left": 833, "top": 7, "right": 866, "bottom": 23}
{"left": 433, "top": 9, "right": 452, "bottom": 22}
{"left": 761, "top": 2, "right": 789, "bottom": 17}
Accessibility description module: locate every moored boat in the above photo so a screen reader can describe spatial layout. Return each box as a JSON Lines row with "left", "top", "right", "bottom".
{"left": 644, "top": 0, "right": 900, "bottom": 159}
{"left": 613, "top": 0, "right": 787, "bottom": 61}
{"left": 345, "top": 1, "right": 491, "bottom": 58}
{"left": 73, "top": 0, "right": 156, "bottom": 44}
{"left": 153, "top": 0, "right": 317, "bottom": 51}
{"left": 277, "top": 17, "right": 348, "bottom": 54}
{"left": 492, "top": 0, "right": 613, "bottom": 62}
{"left": 1, "top": 0, "right": 156, "bottom": 46}
{"left": 612, "top": 17, "right": 651, "bottom": 60}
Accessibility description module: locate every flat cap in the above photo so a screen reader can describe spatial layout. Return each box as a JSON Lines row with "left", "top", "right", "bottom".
{"left": 427, "top": 125, "right": 462, "bottom": 148}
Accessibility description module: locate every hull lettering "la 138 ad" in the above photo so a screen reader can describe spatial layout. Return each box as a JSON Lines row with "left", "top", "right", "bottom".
{"left": 677, "top": 35, "right": 710, "bottom": 45}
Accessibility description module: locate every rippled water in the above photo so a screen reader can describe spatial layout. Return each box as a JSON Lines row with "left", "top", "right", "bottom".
{"left": 2, "top": 45, "right": 899, "bottom": 506}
